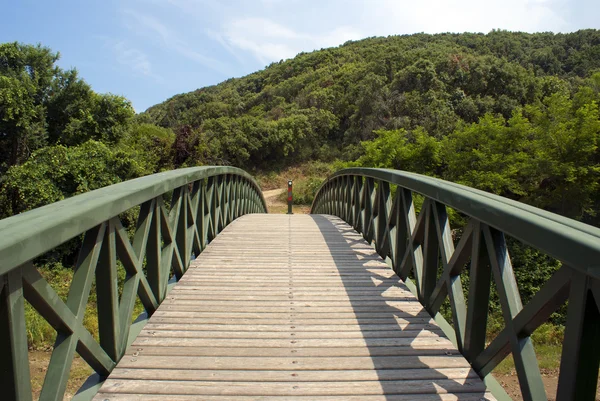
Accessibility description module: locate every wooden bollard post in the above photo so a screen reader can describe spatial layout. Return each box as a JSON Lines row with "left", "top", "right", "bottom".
{"left": 287, "top": 180, "right": 293, "bottom": 215}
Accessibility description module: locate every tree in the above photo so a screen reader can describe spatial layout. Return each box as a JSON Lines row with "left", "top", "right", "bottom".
{"left": 355, "top": 127, "right": 441, "bottom": 175}
{"left": 442, "top": 111, "right": 536, "bottom": 198}
{"left": 45, "top": 68, "right": 95, "bottom": 144}
{"left": 122, "top": 123, "right": 175, "bottom": 172}
{"left": 0, "top": 42, "right": 57, "bottom": 171}
{"left": 0, "top": 140, "right": 146, "bottom": 218}
{"left": 0, "top": 42, "right": 135, "bottom": 172}
{"left": 525, "top": 92, "right": 600, "bottom": 219}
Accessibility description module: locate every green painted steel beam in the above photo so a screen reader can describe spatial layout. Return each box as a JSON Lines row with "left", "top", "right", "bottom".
{"left": 311, "top": 168, "right": 600, "bottom": 279}
{"left": 0, "top": 167, "right": 266, "bottom": 276}
{"left": 0, "top": 270, "right": 32, "bottom": 401}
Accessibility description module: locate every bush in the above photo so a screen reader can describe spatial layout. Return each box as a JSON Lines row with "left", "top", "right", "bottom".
{"left": 286, "top": 177, "right": 324, "bottom": 205}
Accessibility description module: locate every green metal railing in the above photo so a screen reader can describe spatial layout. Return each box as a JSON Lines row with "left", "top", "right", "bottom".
{"left": 0, "top": 166, "right": 266, "bottom": 401}
{"left": 311, "top": 168, "right": 600, "bottom": 401}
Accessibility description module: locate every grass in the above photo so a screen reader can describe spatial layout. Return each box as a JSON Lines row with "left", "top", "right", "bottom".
{"left": 25, "top": 263, "right": 99, "bottom": 350}
{"left": 276, "top": 177, "right": 323, "bottom": 205}
{"left": 495, "top": 344, "right": 564, "bottom": 375}
{"left": 254, "top": 160, "right": 336, "bottom": 191}
{"left": 26, "top": 262, "right": 146, "bottom": 350}
{"left": 491, "top": 322, "right": 565, "bottom": 375}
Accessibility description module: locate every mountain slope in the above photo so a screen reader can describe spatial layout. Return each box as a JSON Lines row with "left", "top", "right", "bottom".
{"left": 142, "top": 30, "right": 600, "bottom": 169}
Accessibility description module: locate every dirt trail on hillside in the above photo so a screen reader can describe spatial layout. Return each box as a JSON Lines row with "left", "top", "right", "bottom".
{"left": 262, "top": 188, "right": 285, "bottom": 208}
{"left": 262, "top": 188, "right": 310, "bottom": 214}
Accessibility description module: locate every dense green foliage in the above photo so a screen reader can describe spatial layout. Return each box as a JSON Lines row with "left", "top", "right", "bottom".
{"left": 144, "top": 30, "right": 600, "bottom": 172}
{"left": 0, "top": 42, "right": 175, "bottom": 219}
{"left": 5, "top": 32, "right": 600, "bottom": 222}
{"left": 356, "top": 79, "right": 600, "bottom": 222}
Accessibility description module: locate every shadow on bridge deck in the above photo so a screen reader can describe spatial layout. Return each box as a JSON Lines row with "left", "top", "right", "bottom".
{"left": 308, "top": 214, "right": 493, "bottom": 400}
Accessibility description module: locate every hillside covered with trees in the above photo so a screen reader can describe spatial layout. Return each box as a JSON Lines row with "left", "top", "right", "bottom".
{"left": 142, "top": 29, "right": 600, "bottom": 225}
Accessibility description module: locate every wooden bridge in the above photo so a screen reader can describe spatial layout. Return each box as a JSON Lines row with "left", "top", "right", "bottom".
{"left": 95, "top": 214, "right": 492, "bottom": 400}
{"left": 1, "top": 167, "right": 599, "bottom": 401}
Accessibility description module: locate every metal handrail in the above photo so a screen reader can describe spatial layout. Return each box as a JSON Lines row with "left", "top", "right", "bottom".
{"left": 0, "top": 166, "right": 266, "bottom": 276}
{"left": 312, "top": 168, "right": 600, "bottom": 277}
{"left": 311, "top": 168, "right": 600, "bottom": 401}
{"left": 0, "top": 166, "right": 267, "bottom": 401}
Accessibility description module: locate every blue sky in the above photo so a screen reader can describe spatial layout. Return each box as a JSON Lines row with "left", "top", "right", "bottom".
{"left": 1, "top": 0, "right": 599, "bottom": 112}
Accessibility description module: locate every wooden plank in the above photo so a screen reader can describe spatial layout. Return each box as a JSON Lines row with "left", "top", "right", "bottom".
{"left": 181, "top": 273, "right": 395, "bottom": 278}
{"left": 108, "top": 367, "right": 480, "bottom": 381}
{"left": 149, "top": 311, "right": 433, "bottom": 319}
{"left": 166, "top": 292, "right": 414, "bottom": 298}
{"left": 161, "top": 300, "right": 427, "bottom": 307}
{"left": 94, "top": 214, "right": 494, "bottom": 400}
{"left": 146, "top": 317, "right": 436, "bottom": 325}
{"left": 156, "top": 306, "right": 429, "bottom": 313}
{"left": 99, "top": 394, "right": 496, "bottom": 400}
{"left": 115, "top": 355, "right": 471, "bottom": 370}
{"left": 142, "top": 323, "right": 439, "bottom": 332}
{"left": 124, "top": 346, "right": 462, "bottom": 357}
{"left": 97, "top": 378, "right": 488, "bottom": 396}
{"left": 169, "top": 289, "right": 415, "bottom": 295}
{"left": 175, "top": 283, "right": 407, "bottom": 287}
{"left": 131, "top": 337, "right": 455, "bottom": 348}
{"left": 133, "top": 328, "right": 445, "bottom": 339}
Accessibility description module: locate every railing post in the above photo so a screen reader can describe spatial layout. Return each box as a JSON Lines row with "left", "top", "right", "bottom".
{"left": 483, "top": 226, "right": 546, "bottom": 401}
{"left": 287, "top": 180, "right": 293, "bottom": 215}
{"left": 0, "top": 270, "right": 32, "bottom": 401}
{"left": 557, "top": 272, "right": 600, "bottom": 400}
{"left": 464, "top": 222, "right": 492, "bottom": 361}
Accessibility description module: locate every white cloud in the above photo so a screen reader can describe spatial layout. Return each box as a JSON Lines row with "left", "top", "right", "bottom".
{"left": 122, "top": 8, "right": 235, "bottom": 75}
{"left": 97, "top": 36, "right": 162, "bottom": 82}
{"left": 221, "top": 17, "right": 362, "bottom": 64}
{"left": 120, "top": 0, "right": 581, "bottom": 75}
{"left": 113, "top": 41, "right": 155, "bottom": 77}
{"left": 222, "top": 18, "right": 302, "bottom": 63}
{"left": 363, "top": 0, "right": 568, "bottom": 35}
{"left": 214, "top": 0, "right": 569, "bottom": 66}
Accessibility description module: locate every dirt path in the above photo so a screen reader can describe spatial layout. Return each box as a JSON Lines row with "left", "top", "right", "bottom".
{"left": 262, "top": 188, "right": 285, "bottom": 208}
{"left": 30, "top": 350, "right": 91, "bottom": 400}
{"left": 262, "top": 188, "right": 310, "bottom": 214}
{"left": 495, "top": 372, "right": 599, "bottom": 400}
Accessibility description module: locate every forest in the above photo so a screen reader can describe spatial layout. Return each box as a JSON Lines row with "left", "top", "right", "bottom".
{"left": 1, "top": 30, "right": 600, "bottom": 354}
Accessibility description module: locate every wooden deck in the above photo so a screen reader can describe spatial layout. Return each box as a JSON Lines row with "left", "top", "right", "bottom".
{"left": 94, "top": 214, "right": 495, "bottom": 400}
